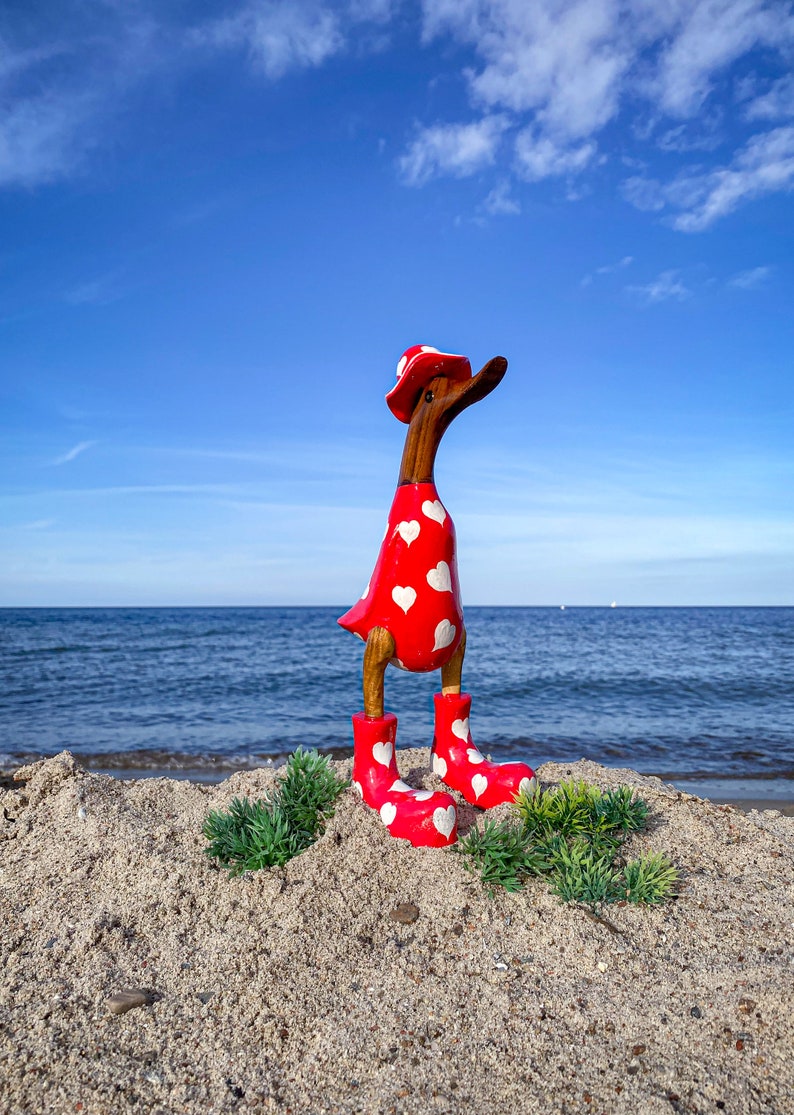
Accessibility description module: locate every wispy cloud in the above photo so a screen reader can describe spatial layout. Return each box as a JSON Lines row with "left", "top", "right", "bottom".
{"left": 399, "top": 115, "right": 509, "bottom": 185}
{"left": 728, "top": 265, "right": 772, "bottom": 289}
{"left": 580, "top": 254, "right": 633, "bottom": 288}
{"left": 622, "top": 127, "right": 794, "bottom": 231}
{"left": 626, "top": 270, "right": 691, "bottom": 305}
{"left": 51, "top": 441, "right": 95, "bottom": 466}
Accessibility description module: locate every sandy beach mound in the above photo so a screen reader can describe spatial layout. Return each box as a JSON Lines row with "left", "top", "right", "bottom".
{"left": 1, "top": 750, "right": 792, "bottom": 1115}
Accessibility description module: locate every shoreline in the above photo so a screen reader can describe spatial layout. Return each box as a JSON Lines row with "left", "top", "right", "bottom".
{"left": 4, "top": 759, "right": 793, "bottom": 815}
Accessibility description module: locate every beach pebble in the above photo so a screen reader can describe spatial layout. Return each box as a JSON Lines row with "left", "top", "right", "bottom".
{"left": 389, "top": 903, "right": 419, "bottom": 925}
{"left": 107, "top": 989, "right": 150, "bottom": 1016}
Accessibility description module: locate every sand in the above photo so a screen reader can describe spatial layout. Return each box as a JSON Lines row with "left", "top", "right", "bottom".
{"left": 1, "top": 750, "right": 792, "bottom": 1115}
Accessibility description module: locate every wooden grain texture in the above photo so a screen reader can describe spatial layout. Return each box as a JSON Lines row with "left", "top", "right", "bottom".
{"left": 440, "top": 626, "right": 467, "bottom": 695}
{"left": 362, "top": 625, "right": 396, "bottom": 718}
{"left": 398, "top": 356, "right": 507, "bottom": 485}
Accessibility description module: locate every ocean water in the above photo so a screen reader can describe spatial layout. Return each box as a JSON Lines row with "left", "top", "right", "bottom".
{"left": 1, "top": 607, "right": 793, "bottom": 796}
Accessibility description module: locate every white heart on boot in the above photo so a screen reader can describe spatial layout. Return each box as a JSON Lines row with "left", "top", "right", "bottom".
{"left": 451, "top": 717, "right": 470, "bottom": 741}
{"left": 392, "top": 585, "right": 417, "bottom": 614}
{"left": 518, "top": 776, "right": 537, "bottom": 797}
{"left": 413, "top": 789, "right": 433, "bottom": 801}
{"left": 352, "top": 780, "right": 363, "bottom": 797}
{"left": 380, "top": 802, "right": 397, "bottom": 826}
{"left": 390, "top": 779, "right": 411, "bottom": 793}
{"left": 472, "top": 773, "right": 488, "bottom": 800}
{"left": 397, "top": 520, "right": 420, "bottom": 545}
{"left": 426, "top": 561, "right": 452, "bottom": 593}
{"left": 422, "top": 500, "right": 446, "bottom": 525}
{"left": 373, "top": 741, "right": 393, "bottom": 767}
{"left": 466, "top": 747, "right": 484, "bottom": 765}
{"left": 432, "top": 753, "right": 447, "bottom": 778}
{"left": 433, "top": 619, "right": 456, "bottom": 652}
{"left": 432, "top": 804, "right": 456, "bottom": 837}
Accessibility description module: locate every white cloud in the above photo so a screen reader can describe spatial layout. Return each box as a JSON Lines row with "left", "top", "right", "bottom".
{"left": 399, "top": 115, "right": 509, "bottom": 185}
{"left": 0, "top": 92, "right": 93, "bottom": 188}
{"left": 626, "top": 269, "right": 691, "bottom": 304}
{"left": 581, "top": 254, "right": 633, "bottom": 286}
{"left": 652, "top": 0, "right": 793, "bottom": 117}
{"left": 728, "top": 264, "right": 772, "bottom": 288}
{"left": 482, "top": 179, "right": 520, "bottom": 215}
{"left": 52, "top": 441, "right": 95, "bottom": 466}
{"left": 622, "top": 126, "right": 794, "bottom": 230}
{"left": 514, "top": 129, "right": 597, "bottom": 181}
{"left": 742, "top": 74, "right": 794, "bottom": 121}
{"left": 196, "top": 2, "right": 345, "bottom": 79}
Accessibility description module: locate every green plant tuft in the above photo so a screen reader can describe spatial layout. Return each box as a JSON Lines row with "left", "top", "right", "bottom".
{"left": 460, "top": 778, "right": 676, "bottom": 913}
{"left": 203, "top": 747, "right": 347, "bottom": 876}
{"left": 622, "top": 851, "right": 678, "bottom": 904}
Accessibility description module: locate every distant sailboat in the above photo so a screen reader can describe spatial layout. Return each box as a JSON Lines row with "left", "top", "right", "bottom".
{"left": 560, "top": 605, "right": 566, "bottom": 611}
{"left": 610, "top": 601, "right": 617, "bottom": 608}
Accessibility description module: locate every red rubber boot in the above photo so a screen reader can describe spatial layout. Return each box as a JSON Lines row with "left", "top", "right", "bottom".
{"left": 431, "top": 692, "right": 536, "bottom": 809}
{"left": 351, "top": 712, "right": 457, "bottom": 847}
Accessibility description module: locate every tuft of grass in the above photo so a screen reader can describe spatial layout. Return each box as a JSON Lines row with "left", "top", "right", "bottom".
{"left": 457, "top": 819, "right": 545, "bottom": 894}
{"left": 622, "top": 851, "right": 678, "bottom": 904}
{"left": 203, "top": 748, "right": 347, "bottom": 876}
{"left": 459, "top": 779, "right": 676, "bottom": 912}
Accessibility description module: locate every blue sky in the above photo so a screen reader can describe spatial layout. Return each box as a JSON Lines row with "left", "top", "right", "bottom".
{"left": 1, "top": 0, "right": 793, "bottom": 607}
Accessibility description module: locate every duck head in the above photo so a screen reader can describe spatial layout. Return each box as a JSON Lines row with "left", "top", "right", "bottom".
{"left": 387, "top": 345, "right": 507, "bottom": 485}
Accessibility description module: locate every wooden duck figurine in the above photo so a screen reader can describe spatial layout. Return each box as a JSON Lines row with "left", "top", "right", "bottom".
{"left": 339, "top": 345, "right": 536, "bottom": 847}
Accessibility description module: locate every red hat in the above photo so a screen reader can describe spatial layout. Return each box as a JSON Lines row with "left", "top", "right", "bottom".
{"left": 385, "top": 345, "right": 472, "bottom": 423}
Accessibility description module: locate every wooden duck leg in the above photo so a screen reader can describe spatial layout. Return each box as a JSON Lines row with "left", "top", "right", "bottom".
{"left": 432, "top": 626, "right": 537, "bottom": 808}
{"left": 440, "top": 627, "right": 466, "bottom": 696}
{"left": 352, "top": 626, "right": 457, "bottom": 847}
{"left": 362, "top": 626, "right": 395, "bottom": 719}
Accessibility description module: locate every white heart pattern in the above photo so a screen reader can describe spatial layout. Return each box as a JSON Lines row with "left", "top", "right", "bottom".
{"left": 451, "top": 717, "right": 470, "bottom": 741}
{"left": 389, "top": 779, "right": 412, "bottom": 793}
{"left": 518, "top": 776, "right": 537, "bottom": 797}
{"left": 352, "top": 780, "right": 363, "bottom": 798}
{"left": 380, "top": 802, "right": 397, "bottom": 826}
{"left": 432, "top": 753, "right": 447, "bottom": 779}
{"left": 466, "top": 747, "right": 484, "bottom": 765}
{"left": 426, "top": 561, "right": 452, "bottom": 593}
{"left": 397, "top": 520, "right": 420, "bottom": 545}
{"left": 360, "top": 580, "right": 370, "bottom": 600}
{"left": 471, "top": 773, "right": 488, "bottom": 800}
{"left": 372, "top": 741, "right": 393, "bottom": 767}
{"left": 413, "top": 789, "right": 434, "bottom": 801}
{"left": 433, "top": 619, "right": 456, "bottom": 652}
{"left": 392, "top": 585, "right": 417, "bottom": 614}
{"left": 422, "top": 499, "right": 446, "bottom": 525}
{"left": 432, "top": 804, "right": 456, "bottom": 838}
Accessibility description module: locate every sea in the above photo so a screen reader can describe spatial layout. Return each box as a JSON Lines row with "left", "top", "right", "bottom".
{"left": 1, "top": 607, "right": 793, "bottom": 802}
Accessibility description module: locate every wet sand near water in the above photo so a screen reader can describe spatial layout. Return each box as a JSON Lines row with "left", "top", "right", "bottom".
{"left": 2, "top": 750, "right": 793, "bottom": 1114}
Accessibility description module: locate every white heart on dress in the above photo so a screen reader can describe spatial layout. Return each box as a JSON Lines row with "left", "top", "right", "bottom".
{"left": 466, "top": 747, "right": 484, "bottom": 765}
{"left": 518, "top": 776, "right": 537, "bottom": 797}
{"left": 413, "top": 789, "right": 433, "bottom": 801}
{"left": 472, "top": 773, "right": 488, "bottom": 800}
{"left": 397, "top": 520, "right": 420, "bottom": 545}
{"left": 352, "top": 780, "right": 363, "bottom": 798}
{"left": 451, "top": 717, "right": 469, "bottom": 741}
{"left": 432, "top": 804, "right": 456, "bottom": 838}
{"left": 390, "top": 779, "right": 412, "bottom": 793}
{"left": 360, "top": 580, "right": 370, "bottom": 599}
{"left": 422, "top": 500, "right": 446, "bottom": 525}
{"left": 433, "top": 619, "right": 456, "bottom": 652}
{"left": 380, "top": 802, "right": 397, "bottom": 826}
{"left": 432, "top": 753, "right": 447, "bottom": 779}
{"left": 426, "top": 561, "right": 452, "bottom": 593}
{"left": 392, "top": 585, "right": 417, "bottom": 614}
{"left": 372, "top": 741, "right": 393, "bottom": 767}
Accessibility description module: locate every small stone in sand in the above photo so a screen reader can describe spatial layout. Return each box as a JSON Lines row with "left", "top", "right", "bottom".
{"left": 389, "top": 903, "right": 419, "bottom": 925}
{"left": 106, "top": 989, "right": 150, "bottom": 1015}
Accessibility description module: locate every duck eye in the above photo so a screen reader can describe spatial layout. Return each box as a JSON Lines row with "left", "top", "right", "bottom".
{"left": 425, "top": 390, "right": 435, "bottom": 402}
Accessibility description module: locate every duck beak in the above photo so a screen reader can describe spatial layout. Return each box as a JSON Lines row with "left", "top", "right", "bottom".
{"left": 442, "top": 356, "right": 507, "bottom": 421}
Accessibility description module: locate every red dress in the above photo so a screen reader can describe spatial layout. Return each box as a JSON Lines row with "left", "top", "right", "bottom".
{"left": 338, "top": 482, "right": 464, "bottom": 672}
